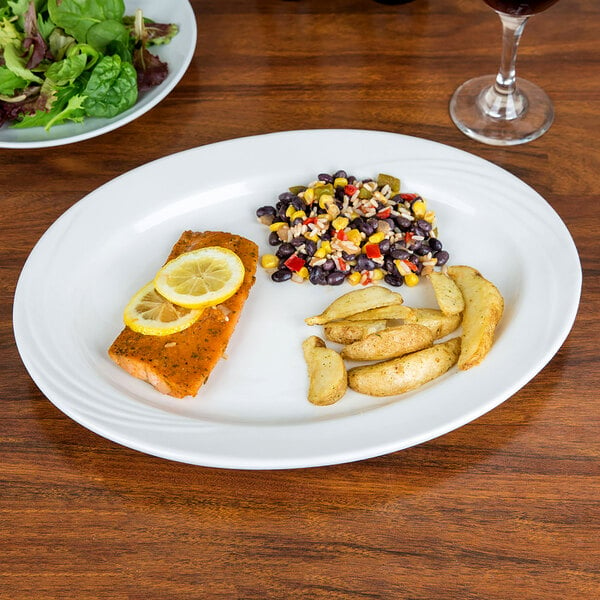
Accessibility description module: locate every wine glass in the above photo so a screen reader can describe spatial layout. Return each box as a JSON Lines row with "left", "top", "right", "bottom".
{"left": 449, "top": 0, "right": 560, "bottom": 146}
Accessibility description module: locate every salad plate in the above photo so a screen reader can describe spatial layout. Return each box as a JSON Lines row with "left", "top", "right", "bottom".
{"left": 0, "top": 0, "right": 196, "bottom": 149}
{"left": 13, "top": 129, "right": 581, "bottom": 469}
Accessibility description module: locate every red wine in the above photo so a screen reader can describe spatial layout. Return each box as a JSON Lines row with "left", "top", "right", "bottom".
{"left": 483, "top": 0, "right": 560, "bottom": 16}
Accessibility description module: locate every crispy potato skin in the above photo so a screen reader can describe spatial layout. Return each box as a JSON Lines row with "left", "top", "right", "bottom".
{"left": 412, "top": 308, "right": 462, "bottom": 340}
{"left": 302, "top": 336, "right": 348, "bottom": 405}
{"left": 447, "top": 265, "right": 504, "bottom": 370}
{"left": 345, "top": 304, "right": 415, "bottom": 322}
{"left": 341, "top": 324, "right": 434, "bottom": 361}
{"left": 428, "top": 271, "right": 465, "bottom": 315}
{"left": 305, "top": 286, "right": 403, "bottom": 325}
{"left": 323, "top": 320, "right": 387, "bottom": 345}
{"left": 348, "top": 338, "right": 461, "bottom": 397}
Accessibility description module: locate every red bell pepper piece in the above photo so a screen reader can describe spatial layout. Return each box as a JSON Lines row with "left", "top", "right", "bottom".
{"left": 402, "top": 259, "right": 419, "bottom": 272}
{"left": 344, "top": 184, "right": 358, "bottom": 196}
{"left": 400, "top": 193, "right": 419, "bottom": 202}
{"left": 284, "top": 254, "right": 305, "bottom": 272}
{"left": 376, "top": 207, "right": 391, "bottom": 219}
{"left": 364, "top": 243, "right": 382, "bottom": 259}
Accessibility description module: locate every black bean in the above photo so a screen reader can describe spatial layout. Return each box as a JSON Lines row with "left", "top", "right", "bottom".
{"left": 278, "top": 192, "right": 296, "bottom": 202}
{"left": 327, "top": 271, "right": 346, "bottom": 285}
{"left": 413, "top": 245, "right": 430, "bottom": 256}
{"left": 390, "top": 194, "right": 403, "bottom": 204}
{"left": 341, "top": 251, "right": 356, "bottom": 262}
{"left": 379, "top": 239, "right": 391, "bottom": 255}
{"left": 291, "top": 236, "right": 305, "bottom": 247}
{"left": 429, "top": 238, "right": 443, "bottom": 252}
{"left": 304, "top": 239, "right": 317, "bottom": 256}
{"left": 268, "top": 231, "right": 281, "bottom": 246}
{"left": 318, "top": 173, "right": 334, "bottom": 184}
{"left": 384, "top": 274, "right": 404, "bottom": 287}
{"left": 323, "top": 258, "right": 336, "bottom": 271}
{"left": 434, "top": 250, "right": 449, "bottom": 266}
{"left": 276, "top": 243, "right": 295, "bottom": 259}
{"left": 417, "top": 219, "right": 433, "bottom": 233}
{"left": 256, "top": 205, "right": 276, "bottom": 218}
{"left": 277, "top": 205, "right": 288, "bottom": 220}
{"left": 335, "top": 187, "right": 345, "bottom": 201}
{"left": 333, "top": 170, "right": 347, "bottom": 180}
{"left": 396, "top": 216, "right": 412, "bottom": 231}
{"left": 291, "top": 196, "right": 305, "bottom": 210}
{"left": 384, "top": 257, "right": 399, "bottom": 276}
{"left": 356, "top": 254, "right": 376, "bottom": 271}
{"left": 309, "top": 266, "right": 326, "bottom": 285}
{"left": 271, "top": 268, "right": 292, "bottom": 282}
{"left": 291, "top": 217, "right": 304, "bottom": 227}
{"left": 411, "top": 225, "right": 426, "bottom": 237}
{"left": 389, "top": 244, "right": 409, "bottom": 260}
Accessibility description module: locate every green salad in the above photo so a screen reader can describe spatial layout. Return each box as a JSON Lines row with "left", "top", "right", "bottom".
{"left": 0, "top": 0, "right": 178, "bottom": 131}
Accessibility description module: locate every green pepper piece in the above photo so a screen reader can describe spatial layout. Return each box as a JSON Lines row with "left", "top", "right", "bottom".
{"left": 377, "top": 173, "right": 401, "bottom": 194}
{"left": 313, "top": 183, "right": 334, "bottom": 199}
{"left": 358, "top": 187, "right": 373, "bottom": 199}
{"left": 289, "top": 185, "right": 307, "bottom": 195}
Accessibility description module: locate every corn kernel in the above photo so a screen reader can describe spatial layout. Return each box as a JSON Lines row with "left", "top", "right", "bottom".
{"left": 332, "top": 216, "right": 349, "bottom": 230}
{"left": 305, "top": 232, "right": 319, "bottom": 242}
{"left": 412, "top": 200, "right": 426, "bottom": 219}
{"left": 372, "top": 268, "right": 385, "bottom": 281}
{"left": 297, "top": 266, "right": 309, "bottom": 279}
{"left": 334, "top": 177, "right": 348, "bottom": 188}
{"left": 368, "top": 231, "right": 385, "bottom": 244}
{"left": 260, "top": 254, "right": 279, "bottom": 269}
{"left": 394, "top": 259, "right": 410, "bottom": 275}
{"left": 348, "top": 271, "right": 362, "bottom": 285}
{"left": 314, "top": 246, "right": 328, "bottom": 259}
{"left": 404, "top": 273, "right": 419, "bottom": 287}
{"left": 424, "top": 210, "right": 436, "bottom": 223}
{"left": 346, "top": 229, "right": 362, "bottom": 245}
{"left": 320, "top": 240, "right": 332, "bottom": 254}
{"left": 269, "top": 221, "right": 287, "bottom": 232}
{"left": 303, "top": 188, "right": 315, "bottom": 203}
{"left": 285, "top": 205, "right": 295, "bottom": 218}
{"left": 318, "top": 193, "right": 334, "bottom": 209}
{"left": 291, "top": 210, "right": 306, "bottom": 221}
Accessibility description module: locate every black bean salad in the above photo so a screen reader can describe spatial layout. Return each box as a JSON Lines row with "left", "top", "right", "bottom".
{"left": 256, "top": 171, "right": 450, "bottom": 287}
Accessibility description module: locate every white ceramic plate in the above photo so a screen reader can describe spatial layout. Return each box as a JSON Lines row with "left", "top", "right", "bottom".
{"left": 13, "top": 130, "right": 581, "bottom": 469}
{"left": 0, "top": 0, "right": 196, "bottom": 149}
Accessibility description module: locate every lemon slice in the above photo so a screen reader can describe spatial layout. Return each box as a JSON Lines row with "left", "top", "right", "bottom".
{"left": 123, "top": 281, "right": 203, "bottom": 336}
{"left": 154, "top": 246, "right": 245, "bottom": 309}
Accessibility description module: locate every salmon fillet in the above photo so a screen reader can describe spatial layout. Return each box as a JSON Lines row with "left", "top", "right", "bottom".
{"left": 108, "top": 231, "right": 258, "bottom": 398}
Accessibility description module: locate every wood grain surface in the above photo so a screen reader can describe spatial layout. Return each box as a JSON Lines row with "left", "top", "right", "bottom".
{"left": 1, "top": 1, "right": 598, "bottom": 599}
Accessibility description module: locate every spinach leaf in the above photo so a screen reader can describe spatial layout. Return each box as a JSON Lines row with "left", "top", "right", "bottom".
{"left": 44, "top": 52, "right": 87, "bottom": 86}
{"left": 86, "top": 18, "right": 128, "bottom": 53}
{"left": 47, "top": 0, "right": 125, "bottom": 43}
{"left": 82, "top": 54, "right": 136, "bottom": 118}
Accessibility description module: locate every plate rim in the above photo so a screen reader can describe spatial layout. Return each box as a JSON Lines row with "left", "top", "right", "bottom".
{"left": 13, "top": 128, "right": 583, "bottom": 469}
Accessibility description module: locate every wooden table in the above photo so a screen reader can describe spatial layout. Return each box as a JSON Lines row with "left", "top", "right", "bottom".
{"left": 1, "top": 1, "right": 598, "bottom": 598}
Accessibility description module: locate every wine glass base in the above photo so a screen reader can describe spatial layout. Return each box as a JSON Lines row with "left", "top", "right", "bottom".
{"left": 449, "top": 75, "right": 554, "bottom": 146}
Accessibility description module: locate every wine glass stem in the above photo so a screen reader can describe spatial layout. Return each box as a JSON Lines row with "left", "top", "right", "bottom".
{"left": 481, "top": 13, "right": 529, "bottom": 120}
{"left": 496, "top": 13, "right": 528, "bottom": 94}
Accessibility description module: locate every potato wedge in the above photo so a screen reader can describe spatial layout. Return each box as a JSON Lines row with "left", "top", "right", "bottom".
{"left": 447, "top": 265, "right": 504, "bottom": 370}
{"left": 341, "top": 324, "right": 434, "bottom": 361}
{"left": 412, "top": 307, "right": 462, "bottom": 340}
{"left": 305, "top": 286, "right": 403, "bottom": 325}
{"left": 348, "top": 337, "right": 461, "bottom": 397}
{"left": 324, "top": 319, "right": 387, "bottom": 345}
{"left": 428, "top": 271, "right": 465, "bottom": 315}
{"left": 344, "top": 304, "right": 415, "bottom": 322}
{"left": 302, "top": 336, "right": 347, "bottom": 405}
